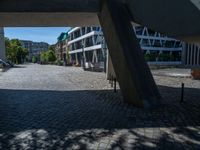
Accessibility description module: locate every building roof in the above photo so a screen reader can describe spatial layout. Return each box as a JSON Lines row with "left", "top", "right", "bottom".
{"left": 57, "top": 32, "right": 69, "bottom": 42}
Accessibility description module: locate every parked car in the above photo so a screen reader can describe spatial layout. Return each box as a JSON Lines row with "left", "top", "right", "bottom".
{"left": 6, "top": 60, "right": 14, "bottom": 67}
{"left": 0, "top": 59, "right": 10, "bottom": 68}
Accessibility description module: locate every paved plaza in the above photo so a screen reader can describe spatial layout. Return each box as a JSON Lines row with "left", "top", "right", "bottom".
{"left": 0, "top": 64, "right": 200, "bottom": 150}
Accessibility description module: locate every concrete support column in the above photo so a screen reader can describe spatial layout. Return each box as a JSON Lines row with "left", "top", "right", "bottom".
{"left": 0, "top": 27, "right": 6, "bottom": 60}
{"left": 98, "top": 0, "right": 161, "bottom": 108}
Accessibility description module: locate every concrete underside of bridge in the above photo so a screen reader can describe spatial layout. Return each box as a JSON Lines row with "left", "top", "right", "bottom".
{"left": 1, "top": 0, "right": 200, "bottom": 107}
{"left": 1, "top": 0, "right": 200, "bottom": 40}
{"left": 0, "top": 13, "right": 100, "bottom": 27}
{"left": 0, "top": 0, "right": 100, "bottom": 26}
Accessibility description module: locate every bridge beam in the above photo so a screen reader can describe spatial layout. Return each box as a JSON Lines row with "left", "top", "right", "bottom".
{"left": 98, "top": 0, "right": 161, "bottom": 108}
{"left": 0, "top": 0, "right": 100, "bottom": 12}
{"left": 0, "top": 0, "right": 100, "bottom": 27}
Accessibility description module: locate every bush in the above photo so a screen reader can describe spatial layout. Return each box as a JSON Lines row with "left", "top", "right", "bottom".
{"left": 32, "top": 56, "right": 37, "bottom": 63}
{"left": 40, "top": 52, "right": 47, "bottom": 64}
{"left": 144, "top": 53, "right": 151, "bottom": 62}
{"left": 144, "top": 53, "right": 157, "bottom": 62}
{"left": 169, "top": 54, "right": 175, "bottom": 61}
{"left": 158, "top": 53, "right": 170, "bottom": 61}
{"left": 55, "top": 60, "right": 63, "bottom": 66}
{"left": 40, "top": 50, "right": 56, "bottom": 64}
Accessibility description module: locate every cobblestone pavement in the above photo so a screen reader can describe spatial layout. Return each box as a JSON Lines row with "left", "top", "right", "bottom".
{"left": 0, "top": 64, "right": 200, "bottom": 150}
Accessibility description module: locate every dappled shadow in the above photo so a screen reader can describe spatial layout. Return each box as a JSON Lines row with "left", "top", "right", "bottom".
{"left": 12, "top": 65, "right": 27, "bottom": 68}
{"left": 0, "top": 86, "right": 199, "bottom": 149}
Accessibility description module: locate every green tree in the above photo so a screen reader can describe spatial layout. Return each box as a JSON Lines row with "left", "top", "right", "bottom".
{"left": 46, "top": 50, "right": 56, "bottom": 62}
{"left": 32, "top": 56, "right": 37, "bottom": 63}
{"left": 21, "top": 48, "right": 29, "bottom": 62}
{"left": 40, "top": 51, "right": 47, "bottom": 64}
{"left": 5, "top": 38, "right": 14, "bottom": 62}
{"left": 5, "top": 38, "right": 29, "bottom": 64}
{"left": 40, "top": 49, "right": 56, "bottom": 64}
{"left": 48, "top": 45, "right": 55, "bottom": 53}
{"left": 66, "top": 48, "right": 71, "bottom": 64}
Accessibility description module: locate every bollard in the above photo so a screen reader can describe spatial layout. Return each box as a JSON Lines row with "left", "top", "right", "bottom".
{"left": 180, "top": 83, "right": 184, "bottom": 103}
{"left": 114, "top": 78, "right": 117, "bottom": 93}
{"left": 110, "top": 76, "right": 114, "bottom": 87}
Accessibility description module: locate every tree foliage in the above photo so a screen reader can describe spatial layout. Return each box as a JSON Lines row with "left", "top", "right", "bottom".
{"left": 5, "top": 38, "right": 29, "bottom": 64}
{"left": 40, "top": 51, "right": 47, "bottom": 63}
{"left": 40, "top": 48, "right": 56, "bottom": 64}
{"left": 47, "top": 50, "right": 56, "bottom": 62}
{"left": 32, "top": 56, "right": 37, "bottom": 63}
{"left": 48, "top": 45, "right": 55, "bottom": 53}
{"left": 66, "top": 48, "right": 71, "bottom": 64}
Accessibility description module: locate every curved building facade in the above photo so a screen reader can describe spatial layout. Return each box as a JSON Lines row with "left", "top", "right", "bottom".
{"left": 68, "top": 26, "right": 183, "bottom": 70}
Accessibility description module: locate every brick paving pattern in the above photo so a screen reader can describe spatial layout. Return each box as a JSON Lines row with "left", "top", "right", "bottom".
{"left": 0, "top": 64, "right": 200, "bottom": 150}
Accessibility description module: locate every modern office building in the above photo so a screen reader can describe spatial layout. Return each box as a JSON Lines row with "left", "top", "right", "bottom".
{"left": 134, "top": 26, "right": 182, "bottom": 64}
{"left": 20, "top": 40, "right": 49, "bottom": 60}
{"left": 68, "top": 27, "right": 106, "bottom": 69}
{"left": 0, "top": 27, "right": 6, "bottom": 60}
{"left": 67, "top": 26, "right": 183, "bottom": 71}
{"left": 182, "top": 43, "right": 200, "bottom": 67}
{"left": 55, "top": 32, "right": 69, "bottom": 62}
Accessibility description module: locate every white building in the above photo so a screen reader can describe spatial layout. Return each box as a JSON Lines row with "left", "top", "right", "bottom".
{"left": 182, "top": 43, "right": 200, "bottom": 68}
{"left": 55, "top": 32, "right": 69, "bottom": 62}
{"left": 134, "top": 26, "right": 182, "bottom": 65}
{"left": 68, "top": 27, "right": 106, "bottom": 70}
{"left": 67, "top": 26, "right": 183, "bottom": 71}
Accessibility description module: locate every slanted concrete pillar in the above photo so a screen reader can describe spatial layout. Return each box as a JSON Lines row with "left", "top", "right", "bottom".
{"left": 98, "top": 0, "right": 161, "bottom": 108}
{"left": 0, "top": 27, "right": 6, "bottom": 61}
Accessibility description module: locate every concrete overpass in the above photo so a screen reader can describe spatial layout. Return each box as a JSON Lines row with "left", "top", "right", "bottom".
{"left": 1, "top": 0, "right": 200, "bottom": 39}
{"left": 0, "top": 0, "right": 200, "bottom": 108}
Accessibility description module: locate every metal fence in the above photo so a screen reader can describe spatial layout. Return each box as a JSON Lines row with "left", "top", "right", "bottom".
{"left": 182, "top": 43, "right": 200, "bottom": 68}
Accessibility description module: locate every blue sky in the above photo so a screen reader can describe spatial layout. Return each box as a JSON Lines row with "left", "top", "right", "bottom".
{"left": 4, "top": 27, "right": 71, "bottom": 45}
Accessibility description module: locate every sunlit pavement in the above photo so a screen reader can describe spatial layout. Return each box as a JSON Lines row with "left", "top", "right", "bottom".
{"left": 0, "top": 64, "right": 200, "bottom": 150}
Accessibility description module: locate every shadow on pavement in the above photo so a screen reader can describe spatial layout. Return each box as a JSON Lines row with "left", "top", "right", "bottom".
{"left": 0, "top": 86, "right": 199, "bottom": 149}
{"left": 12, "top": 65, "right": 27, "bottom": 68}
